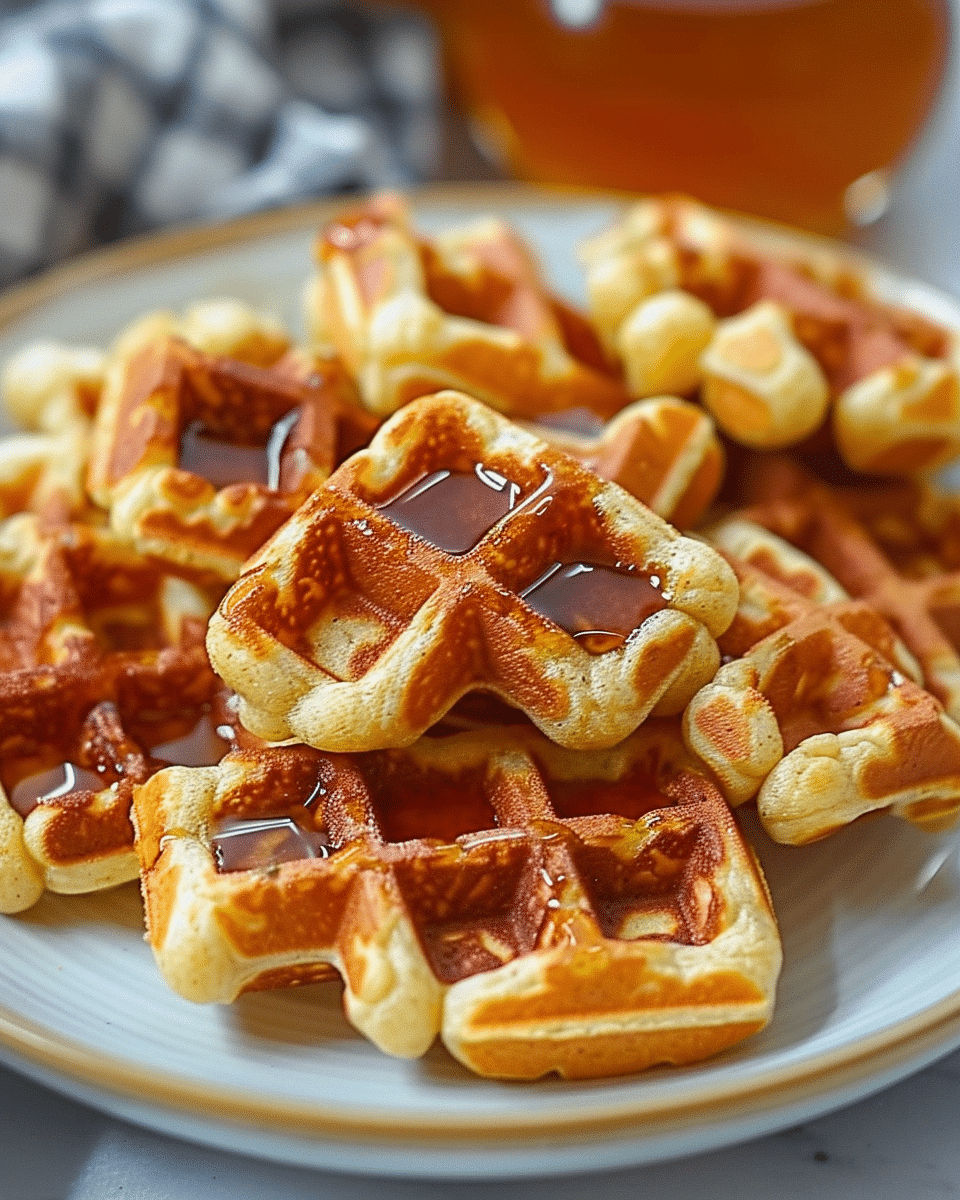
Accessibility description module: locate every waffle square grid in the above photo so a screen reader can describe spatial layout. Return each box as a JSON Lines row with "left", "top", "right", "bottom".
{"left": 134, "top": 721, "right": 781, "bottom": 1080}
{"left": 207, "top": 390, "right": 739, "bottom": 752}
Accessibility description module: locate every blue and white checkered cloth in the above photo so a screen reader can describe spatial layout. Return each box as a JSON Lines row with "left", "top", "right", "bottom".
{"left": 0, "top": 0, "right": 441, "bottom": 284}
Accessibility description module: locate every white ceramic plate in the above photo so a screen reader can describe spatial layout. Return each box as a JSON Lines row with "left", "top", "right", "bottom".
{"left": 1, "top": 186, "right": 960, "bottom": 1179}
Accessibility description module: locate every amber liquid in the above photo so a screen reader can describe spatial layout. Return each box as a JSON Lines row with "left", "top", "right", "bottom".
{"left": 426, "top": 0, "right": 950, "bottom": 233}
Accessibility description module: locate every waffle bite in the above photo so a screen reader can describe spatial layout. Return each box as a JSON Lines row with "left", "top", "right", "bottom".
{"left": 207, "top": 390, "right": 738, "bottom": 752}
{"left": 0, "top": 340, "right": 105, "bottom": 519}
{"left": 684, "top": 525, "right": 960, "bottom": 844}
{"left": 306, "top": 194, "right": 631, "bottom": 421}
{"left": 0, "top": 512, "right": 235, "bottom": 912}
{"left": 0, "top": 298, "right": 305, "bottom": 528}
{"left": 87, "top": 335, "right": 376, "bottom": 582}
{"left": 133, "top": 720, "right": 781, "bottom": 1079}
{"left": 526, "top": 395, "right": 724, "bottom": 530}
{"left": 581, "top": 196, "right": 960, "bottom": 465}
{"left": 733, "top": 456, "right": 960, "bottom": 724}
{"left": 0, "top": 695, "right": 251, "bottom": 913}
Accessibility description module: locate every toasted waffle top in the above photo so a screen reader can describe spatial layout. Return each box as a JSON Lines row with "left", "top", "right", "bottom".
{"left": 307, "top": 194, "right": 632, "bottom": 421}
{"left": 208, "top": 390, "right": 738, "bottom": 751}
{"left": 0, "top": 513, "right": 221, "bottom": 754}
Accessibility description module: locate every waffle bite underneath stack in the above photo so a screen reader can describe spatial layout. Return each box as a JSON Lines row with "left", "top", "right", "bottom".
{"left": 685, "top": 524, "right": 960, "bottom": 844}
{"left": 207, "top": 389, "right": 738, "bottom": 752}
{"left": 0, "top": 511, "right": 234, "bottom": 912}
{"left": 87, "top": 335, "right": 377, "bottom": 583}
{"left": 133, "top": 721, "right": 781, "bottom": 1079}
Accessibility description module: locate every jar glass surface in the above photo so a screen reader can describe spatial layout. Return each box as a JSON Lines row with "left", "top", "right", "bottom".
{"left": 423, "top": 0, "right": 952, "bottom": 233}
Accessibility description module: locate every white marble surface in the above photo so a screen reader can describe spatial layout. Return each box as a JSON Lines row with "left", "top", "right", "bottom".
{"left": 2, "top": 18, "right": 960, "bottom": 1200}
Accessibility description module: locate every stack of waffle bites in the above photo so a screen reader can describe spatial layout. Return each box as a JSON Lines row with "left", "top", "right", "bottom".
{"left": 3, "top": 194, "right": 960, "bottom": 1080}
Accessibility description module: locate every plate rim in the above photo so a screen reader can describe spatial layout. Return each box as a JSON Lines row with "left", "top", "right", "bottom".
{"left": 0, "top": 182, "right": 610, "bottom": 333}
{"left": 2, "top": 182, "right": 960, "bottom": 1153}
{"left": 2, "top": 988, "right": 960, "bottom": 1144}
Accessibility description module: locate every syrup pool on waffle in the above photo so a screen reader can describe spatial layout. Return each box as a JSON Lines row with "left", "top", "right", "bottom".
{"left": 206, "top": 390, "right": 738, "bottom": 752}
{"left": 177, "top": 408, "right": 301, "bottom": 491}
{"left": 7, "top": 762, "right": 105, "bottom": 818}
{"left": 135, "top": 722, "right": 782, "bottom": 1080}
{"left": 379, "top": 459, "right": 669, "bottom": 653}
{"left": 0, "top": 689, "right": 251, "bottom": 914}
{"left": 6, "top": 705, "right": 237, "bottom": 820}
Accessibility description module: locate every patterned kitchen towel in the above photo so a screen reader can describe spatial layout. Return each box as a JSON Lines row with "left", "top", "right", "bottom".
{"left": 0, "top": 0, "right": 440, "bottom": 285}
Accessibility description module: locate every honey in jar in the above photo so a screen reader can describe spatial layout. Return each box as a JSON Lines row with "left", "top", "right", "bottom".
{"left": 424, "top": 0, "right": 950, "bottom": 233}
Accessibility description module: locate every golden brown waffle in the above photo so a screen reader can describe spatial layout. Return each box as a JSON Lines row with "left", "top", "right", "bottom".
{"left": 87, "top": 337, "right": 377, "bottom": 582}
{"left": 0, "top": 341, "right": 105, "bottom": 519}
{"left": 0, "top": 694, "right": 248, "bottom": 913}
{"left": 108, "top": 297, "right": 293, "bottom": 370}
{"left": 0, "top": 299, "right": 299, "bottom": 525}
{"left": 306, "top": 194, "right": 632, "bottom": 421}
{"left": 581, "top": 196, "right": 960, "bottom": 466}
{"left": 526, "top": 395, "right": 724, "bottom": 530}
{"left": 732, "top": 456, "right": 960, "bottom": 725}
{"left": 1, "top": 700, "right": 153, "bottom": 912}
{"left": 0, "top": 512, "right": 233, "bottom": 910}
{"left": 207, "top": 390, "right": 739, "bottom": 752}
{"left": 683, "top": 533, "right": 960, "bottom": 844}
{"left": 133, "top": 720, "right": 781, "bottom": 1079}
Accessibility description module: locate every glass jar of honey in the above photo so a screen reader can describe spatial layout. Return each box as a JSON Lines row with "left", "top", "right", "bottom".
{"left": 422, "top": 0, "right": 951, "bottom": 234}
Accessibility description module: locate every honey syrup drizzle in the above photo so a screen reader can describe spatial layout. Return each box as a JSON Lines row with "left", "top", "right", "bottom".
{"left": 8, "top": 762, "right": 107, "bottom": 818}
{"left": 521, "top": 562, "right": 667, "bottom": 653}
{"left": 178, "top": 407, "right": 301, "bottom": 491}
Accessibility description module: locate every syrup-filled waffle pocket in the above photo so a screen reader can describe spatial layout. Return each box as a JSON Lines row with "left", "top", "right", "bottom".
{"left": 133, "top": 721, "right": 781, "bottom": 1080}
{"left": 87, "top": 335, "right": 376, "bottom": 582}
{"left": 207, "top": 390, "right": 739, "bottom": 752}
{"left": 0, "top": 512, "right": 239, "bottom": 911}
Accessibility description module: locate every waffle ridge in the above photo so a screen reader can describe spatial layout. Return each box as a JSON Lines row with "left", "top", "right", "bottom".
{"left": 207, "top": 390, "right": 739, "bottom": 751}
{"left": 684, "top": 526, "right": 960, "bottom": 844}
{"left": 731, "top": 456, "right": 960, "bottom": 725}
{"left": 0, "top": 512, "right": 231, "bottom": 910}
{"left": 134, "top": 720, "right": 781, "bottom": 1079}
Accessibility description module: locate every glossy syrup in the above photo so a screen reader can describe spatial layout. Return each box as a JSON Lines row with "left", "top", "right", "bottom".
{"left": 378, "top": 463, "right": 523, "bottom": 554}
{"left": 8, "top": 762, "right": 107, "bottom": 818}
{"left": 212, "top": 816, "right": 332, "bottom": 873}
{"left": 149, "top": 710, "right": 238, "bottom": 768}
{"left": 178, "top": 408, "right": 300, "bottom": 491}
{"left": 521, "top": 562, "right": 667, "bottom": 653}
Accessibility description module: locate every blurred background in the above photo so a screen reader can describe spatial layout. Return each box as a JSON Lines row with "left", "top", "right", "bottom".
{"left": 0, "top": 0, "right": 954, "bottom": 286}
